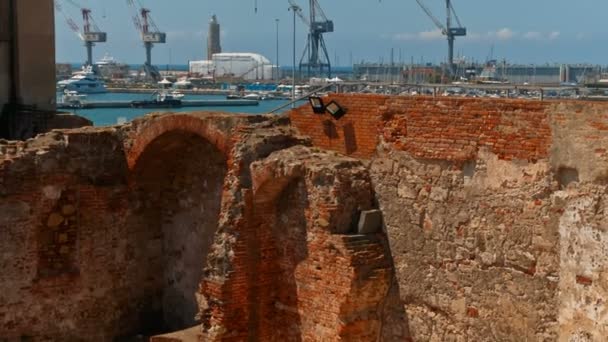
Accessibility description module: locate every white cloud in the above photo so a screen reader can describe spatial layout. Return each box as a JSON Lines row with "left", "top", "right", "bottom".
{"left": 495, "top": 28, "right": 515, "bottom": 40}
{"left": 523, "top": 31, "right": 543, "bottom": 40}
{"left": 548, "top": 31, "right": 560, "bottom": 40}
{"left": 393, "top": 29, "right": 444, "bottom": 41}
{"left": 462, "top": 28, "right": 516, "bottom": 42}
{"left": 419, "top": 29, "right": 444, "bottom": 41}
{"left": 391, "top": 27, "right": 561, "bottom": 44}
{"left": 523, "top": 31, "right": 560, "bottom": 41}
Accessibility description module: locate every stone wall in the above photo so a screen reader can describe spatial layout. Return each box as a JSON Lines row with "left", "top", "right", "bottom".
{"left": 0, "top": 113, "right": 261, "bottom": 339}
{"left": 3, "top": 96, "right": 608, "bottom": 341}
{"left": 290, "top": 94, "right": 608, "bottom": 341}
{"left": 0, "top": 112, "right": 397, "bottom": 341}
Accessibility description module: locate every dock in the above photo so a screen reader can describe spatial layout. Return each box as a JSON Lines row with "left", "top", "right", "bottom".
{"left": 57, "top": 99, "right": 259, "bottom": 110}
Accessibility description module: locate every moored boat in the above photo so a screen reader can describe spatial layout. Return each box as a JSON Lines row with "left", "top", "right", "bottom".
{"left": 57, "top": 65, "right": 107, "bottom": 93}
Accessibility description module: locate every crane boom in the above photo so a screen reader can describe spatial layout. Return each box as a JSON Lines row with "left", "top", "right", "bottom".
{"left": 290, "top": 0, "right": 333, "bottom": 77}
{"left": 55, "top": 0, "right": 106, "bottom": 66}
{"left": 125, "top": 0, "right": 166, "bottom": 81}
{"left": 414, "top": 0, "right": 445, "bottom": 33}
{"left": 55, "top": 1, "right": 83, "bottom": 39}
{"left": 288, "top": 0, "right": 309, "bottom": 26}
{"left": 413, "top": 0, "right": 466, "bottom": 76}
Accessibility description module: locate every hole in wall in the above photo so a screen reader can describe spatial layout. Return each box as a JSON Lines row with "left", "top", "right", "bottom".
{"left": 463, "top": 160, "right": 476, "bottom": 180}
{"left": 557, "top": 167, "right": 579, "bottom": 189}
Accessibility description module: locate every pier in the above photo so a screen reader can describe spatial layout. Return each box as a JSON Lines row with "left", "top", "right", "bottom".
{"left": 57, "top": 99, "right": 259, "bottom": 110}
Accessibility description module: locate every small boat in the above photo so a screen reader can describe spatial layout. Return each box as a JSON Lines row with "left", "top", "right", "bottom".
{"left": 243, "top": 93, "right": 261, "bottom": 101}
{"left": 57, "top": 65, "right": 107, "bottom": 93}
{"left": 130, "top": 90, "right": 185, "bottom": 108}
{"left": 260, "top": 93, "right": 275, "bottom": 101}
{"left": 60, "top": 90, "right": 87, "bottom": 108}
{"left": 227, "top": 94, "right": 243, "bottom": 100}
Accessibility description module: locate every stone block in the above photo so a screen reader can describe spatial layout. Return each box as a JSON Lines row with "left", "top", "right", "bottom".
{"left": 47, "top": 213, "right": 63, "bottom": 228}
{"left": 357, "top": 210, "right": 383, "bottom": 234}
{"left": 61, "top": 204, "right": 76, "bottom": 216}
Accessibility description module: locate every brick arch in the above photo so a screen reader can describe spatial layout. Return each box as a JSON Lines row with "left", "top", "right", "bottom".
{"left": 246, "top": 146, "right": 395, "bottom": 341}
{"left": 121, "top": 115, "right": 231, "bottom": 336}
{"left": 252, "top": 163, "right": 305, "bottom": 205}
{"left": 125, "top": 114, "right": 232, "bottom": 170}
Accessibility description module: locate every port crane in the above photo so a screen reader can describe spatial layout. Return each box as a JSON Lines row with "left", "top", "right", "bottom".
{"left": 414, "top": 0, "right": 466, "bottom": 76}
{"left": 54, "top": 0, "right": 107, "bottom": 67}
{"left": 126, "top": 0, "right": 166, "bottom": 81}
{"left": 288, "top": 0, "right": 333, "bottom": 78}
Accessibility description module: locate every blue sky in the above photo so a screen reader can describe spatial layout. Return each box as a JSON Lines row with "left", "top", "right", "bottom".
{"left": 55, "top": 0, "right": 607, "bottom": 66}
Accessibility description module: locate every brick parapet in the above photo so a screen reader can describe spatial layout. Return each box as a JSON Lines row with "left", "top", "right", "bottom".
{"left": 290, "top": 94, "right": 553, "bottom": 162}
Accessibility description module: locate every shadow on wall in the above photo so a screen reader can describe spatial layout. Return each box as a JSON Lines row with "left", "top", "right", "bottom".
{"left": 253, "top": 178, "right": 309, "bottom": 340}
{"left": 321, "top": 120, "right": 359, "bottom": 155}
{"left": 343, "top": 123, "right": 358, "bottom": 155}
{"left": 120, "top": 130, "right": 227, "bottom": 337}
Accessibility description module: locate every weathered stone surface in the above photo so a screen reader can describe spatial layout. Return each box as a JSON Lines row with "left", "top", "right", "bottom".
{"left": 2, "top": 96, "right": 608, "bottom": 341}
{"left": 290, "top": 94, "right": 608, "bottom": 341}
{"left": 46, "top": 212, "right": 63, "bottom": 227}
{"left": 0, "top": 201, "right": 30, "bottom": 224}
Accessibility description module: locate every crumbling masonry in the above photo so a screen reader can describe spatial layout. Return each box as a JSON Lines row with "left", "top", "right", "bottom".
{"left": 2, "top": 95, "right": 608, "bottom": 341}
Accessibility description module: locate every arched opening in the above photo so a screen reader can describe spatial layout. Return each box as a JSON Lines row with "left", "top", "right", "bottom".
{"left": 121, "top": 130, "right": 227, "bottom": 336}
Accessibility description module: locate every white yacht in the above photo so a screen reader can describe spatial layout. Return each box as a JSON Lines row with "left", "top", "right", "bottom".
{"left": 60, "top": 90, "right": 87, "bottom": 107}
{"left": 95, "top": 54, "right": 129, "bottom": 79}
{"left": 57, "top": 65, "right": 107, "bottom": 93}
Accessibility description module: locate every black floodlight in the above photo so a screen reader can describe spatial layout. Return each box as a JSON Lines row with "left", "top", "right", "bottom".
{"left": 325, "top": 100, "right": 346, "bottom": 119}
{"left": 309, "top": 96, "right": 325, "bottom": 113}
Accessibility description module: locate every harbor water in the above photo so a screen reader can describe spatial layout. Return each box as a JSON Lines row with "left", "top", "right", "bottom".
{"left": 58, "top": 92, "right": 299, "bottom": 126}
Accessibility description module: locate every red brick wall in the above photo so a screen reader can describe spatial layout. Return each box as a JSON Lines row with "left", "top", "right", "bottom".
{"left": 249, "top": 146, "right": 397, "bottom": 341}
{"left": 289, "top": 94, "right": 387, "bottom": 158}
{"left": 290, "top": 94, "right": 552, "bottom": 161}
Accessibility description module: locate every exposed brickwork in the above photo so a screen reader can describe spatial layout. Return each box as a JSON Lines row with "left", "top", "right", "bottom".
{"left": 289, "top": 94, "right": 386, "bottom": 158}
{"left": 250, "top": 146, "right": 399, "bottom": 341}
{"left": 290, "top": 94, "right": 552, "bottom": 161}
{"left": 3, "top": 96, "right": 608, "bottom": 341}
{"left": 0, "top": 112, "right": 310, "bottom": 340}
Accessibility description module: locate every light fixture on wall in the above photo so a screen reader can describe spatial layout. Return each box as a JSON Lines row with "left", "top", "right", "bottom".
{"left": 325, "top": 100, "right": 346, "bottom": 119}
{"left": 308, "top": 96, "right": 325, "bottom": 114}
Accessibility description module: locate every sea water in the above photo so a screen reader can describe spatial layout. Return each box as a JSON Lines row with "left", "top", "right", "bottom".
{"left": 58, "top": 92, "right": 299, "bottom": 126}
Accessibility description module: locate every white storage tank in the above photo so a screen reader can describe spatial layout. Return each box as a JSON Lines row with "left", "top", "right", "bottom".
{"left": 212, "top": 53, "right": 274, "bottom": 81}
{"left": 189, "top": 60, "right": 215, "bottom": 76}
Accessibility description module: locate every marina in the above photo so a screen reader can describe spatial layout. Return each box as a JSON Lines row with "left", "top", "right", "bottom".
{"left": 57, "top": 99, "right": 259, "bottom": 110}
{"left": 56, "top": 92, "right": 301, "bottom": 126}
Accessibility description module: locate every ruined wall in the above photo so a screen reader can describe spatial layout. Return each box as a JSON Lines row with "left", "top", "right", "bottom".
{"left": 0, "top": 112, "right": 399, "bottom": 341}
{"left": 4, "top": 96, "right": 608, "bottom": 341}
{"left": 0, "top": 113, "right": 268, "bottom": 339}
{"left": 250, "top": 146, "right": 405, "bottom": 341}
{"left": 291, "top": 94, "right": 608, "bottom": 341}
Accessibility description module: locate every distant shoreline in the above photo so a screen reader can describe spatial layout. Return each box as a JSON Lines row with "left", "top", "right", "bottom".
{"left": 107, "top": 88, "right": 231, "bottom": 95}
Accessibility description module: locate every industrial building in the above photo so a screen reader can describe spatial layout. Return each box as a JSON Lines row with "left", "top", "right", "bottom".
{"left": 353, "top": 63, "right": 410, "bottom": 83}
{"left": 190, "top": 53, "right": 277, "bottom": 81}
{"left": 353, "top": 61, "right": 603, "bottom": 85}
{"left": 478, "top": 64, "right": 602, "bottom": 85}
{"left": 190, "top": 15, "right": 276, "bottom": 81}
